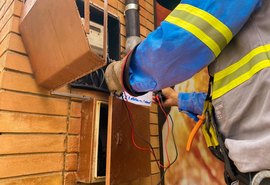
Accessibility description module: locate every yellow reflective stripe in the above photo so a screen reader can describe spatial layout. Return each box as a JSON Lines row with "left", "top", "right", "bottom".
{"left": 214, "top": 44, "right": 270, "bottom": 81}
{"left": 171, "top": 10, "right": 228, "bottom": 50}
{"left": 165, "top": 15, "right": 221, "bottom": 56}
{"left": 176, "top": 4, "right": 232, "bottom": 44}
{"left": 212, "top": 60, "right": 270, "bottom": 99}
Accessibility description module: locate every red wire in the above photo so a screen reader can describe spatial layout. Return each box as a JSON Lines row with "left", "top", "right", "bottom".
{"left": 122, "top": 93, "right": 151, "bottom": 151}
{"left": 155, "top": 95, "right": 171, "bottom": 167}
{"left": 122, "top": 92, "right": 169, "bottom": 169}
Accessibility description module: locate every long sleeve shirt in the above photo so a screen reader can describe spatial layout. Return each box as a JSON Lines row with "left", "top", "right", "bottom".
{"left": 127, "top": 0, "right": 261, "bottom": 91}
{"left": 126, "top": 0, "right": 261, "bottom": 118}
{"left": 178, "top": 92, "right": 206, "bottom": 121}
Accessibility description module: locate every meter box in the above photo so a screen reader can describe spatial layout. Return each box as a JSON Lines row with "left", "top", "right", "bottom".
{"left": 88, "top": 21, "right": 104, "bottom": 57}
{"left": 70, "top": 3, "right": 120, "bottom": 92}
{"left": 20, "top": 0, "right": 107, "bottom": 90}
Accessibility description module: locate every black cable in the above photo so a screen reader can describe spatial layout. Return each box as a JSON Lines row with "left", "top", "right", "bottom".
{"left": 168, "top": 114, "right": 178, "bottom": 167}
{"left": 121, "top": 94, "right": 164, "bottom": 179}
{"left": 121, "top": 93, "right": 179, "bottom": 185}
{"left": 159, "top": 97, "right": 178, "bottom": 167}
{"left": 154, "top": 96, "right": 179, "bottom": 185}
{"left": 152, "top": 114, "right": 178, "bottom": 185}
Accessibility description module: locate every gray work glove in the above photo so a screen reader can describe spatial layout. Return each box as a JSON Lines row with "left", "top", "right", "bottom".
{"left": 105, "top": 59, "right": 124, "bottom": 95}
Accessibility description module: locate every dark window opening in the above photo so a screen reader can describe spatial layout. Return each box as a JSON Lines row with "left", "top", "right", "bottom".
{"left": 96, "top": 102, "right": 108, "bottom": 177}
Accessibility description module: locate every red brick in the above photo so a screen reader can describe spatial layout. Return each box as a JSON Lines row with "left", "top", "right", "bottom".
{"left": 140, "top": 15, "right": 147, "bottom": 26}
{"left": 92, "top": 0, "right": 117, "bottom": 15}
{"left": 121, "top": 35, "right": 126, "bottom": 48}
{"left": 0, "top": 70, "right": 50, "bottom": 95}
{"left": 145, "top": 19, "right": 154, "bottom": 31}
{"left": 0, "top": 153, "right": 64, "bottom": 178}
{"left": 0, "top": 91, "right": 69, "bottom": 116}
{"left": 0, "top": 173, "right": 63, "bottom": 185}
{"left": 0, "top": 33, "right": 26, "bottom": 56}
{"left": 150, "top": 124, "right": 158, "bottom": 136}
{"left": 67, "top": 136, "right": 79, "bottom": 153}
{"left": 117, "top": 1, "right": 125, "bottom": 13}
{"left": 150, "top": 103, "right": 158, "bottom": 113}
{"left": 151, "top": 173, "right": 161, "bottom": 185}
{"left": 0, "top": 134, "right": 65, "bottom": 154}
{"left": 0, "top": 0, "right": 22, "bottom": 27}
{"left": 120, "top": 24, "right": 126, "bottom": 36}
{"left": 150, "top": 112, "right": 158, "bottom": 124}
{"left": 0, "top": 15, "right": 20, "bottom": 43}
{"left": 145, "top": 2, "right": 154, "bottom": 14}
{"left": 150, "top": 136, "right": 159, "bottom": 148}
{"left": 0, "top": 0, "right": 14, "bottom": 19}
{"left": 108, "top": 0, "right": 117, "bottom": 8}
{"left": 68, "top": 118, "right": 81, "bottom": 134}
{"left": 70, "top": 101, "right": 81, "bottom": 118}
{"left": 65, "top": 153, "right": 78, "bottom": 171}
{"left": 140, "top": 25, "right": 148, "bottom": 37}
{"left": 150, "top": 148, "right": 160, "bottom": 161}
{"left": 118, "top": 13, "right": 125, "bottom": 25}
{"left": 0, "top": 111, "right": 67, "bottom": 133}
{"left": 64, "top": 172, "right": 77, "bottom": 185}
{"left": 140, "top": 7, "right": 154, "bottom": 23}
{"left": 146, "top": 0, "right": 154, "bottom": 6}
{"left": 0, "top": 0, "right": 6, "bottom": 11}
{"left": 0, "top": 51, "right": 32, "bottom": 73}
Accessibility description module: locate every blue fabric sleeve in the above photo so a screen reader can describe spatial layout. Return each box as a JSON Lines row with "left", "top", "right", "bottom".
{"left": 178, "top": 92, "right": 206, "bottom": 122}
{"left": 178, "top": 92, "right": 206, "bottom": 113}
{"left": 128, "top": 0, "right": 261, "bottom": 92}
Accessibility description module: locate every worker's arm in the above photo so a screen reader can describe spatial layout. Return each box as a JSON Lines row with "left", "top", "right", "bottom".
{"left": 178, "top": 92, "right": 206, "bottom": 121}
{"left": 123, "top": 0, "right": 262, "bottom": 94}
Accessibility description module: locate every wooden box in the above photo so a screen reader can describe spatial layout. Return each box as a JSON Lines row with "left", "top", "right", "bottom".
{"left": 78, "top": 96, "right": 151, "bottom": 184}
{"left": 20, "top": 0, "right": 107, "bottom": 89}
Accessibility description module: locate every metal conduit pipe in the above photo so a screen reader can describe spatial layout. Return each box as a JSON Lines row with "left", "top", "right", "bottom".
{"left": 124, "top": 0, "right": 141, "bottom": 53}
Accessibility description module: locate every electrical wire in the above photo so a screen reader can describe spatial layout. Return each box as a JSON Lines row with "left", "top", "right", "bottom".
{"left": 155, "top": 113, "right": 179, "bottom": 185}
{"left": 121, "top": 93, "right": 164, "bottom": 177}
{"left": 154, "top": 97, "right": 179, "bottom": 185}
{"left": 121, "top": 93, "right": 166, "bottom": 167}
{"left": 155, "top": 95, "right": 171, "bottom": 167}
{"left": 120, "top": 92, "right": 179, "bottom": 185}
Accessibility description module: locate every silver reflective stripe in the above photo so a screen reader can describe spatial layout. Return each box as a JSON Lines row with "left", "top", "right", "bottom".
{"left": 165, "top": 4, "right": 232, "bottom": 56}
{"left": 212, "top": 44, "right": 270, "bottom": 99}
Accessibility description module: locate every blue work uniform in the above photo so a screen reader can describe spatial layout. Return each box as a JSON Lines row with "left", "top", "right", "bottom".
{"left": 126, "top": 0, "right": 261, "bottom": 118}
{"left": 123, "top": 0, "right": 270, "bottom": 174}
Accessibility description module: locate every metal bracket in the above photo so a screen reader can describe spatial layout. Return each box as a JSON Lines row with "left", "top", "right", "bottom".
{"left": 251, "top": 170, "right": 270, "bottom": 185}
{"left": 124, "top": 3, "right": 139, "bottom": 16}
{"left": 50, "top": 91, "right": 91, "bottom": 101}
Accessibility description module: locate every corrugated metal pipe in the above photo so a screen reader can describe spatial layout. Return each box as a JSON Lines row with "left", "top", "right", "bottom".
{"left": 124, "top": 0, "right": 141, "bottom": 53}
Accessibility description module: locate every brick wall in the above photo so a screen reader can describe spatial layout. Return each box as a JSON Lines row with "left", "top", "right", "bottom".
{"left": 0, "top": 0, "right": 159, "bottom": 184}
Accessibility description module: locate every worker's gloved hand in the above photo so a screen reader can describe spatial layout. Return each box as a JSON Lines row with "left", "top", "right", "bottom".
{"left": 104, "top": 59, "right": 125, "bottom": 95}
{"left": 153, "top": 87, "right": 178, "bottom": 107}
{"left": 105, "top": 44, "right": 146, "bottom": 97}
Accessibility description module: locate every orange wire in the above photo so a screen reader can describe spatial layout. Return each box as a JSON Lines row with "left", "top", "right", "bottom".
{"left": 186, "top": 114, "right": 205, "bottom": 151}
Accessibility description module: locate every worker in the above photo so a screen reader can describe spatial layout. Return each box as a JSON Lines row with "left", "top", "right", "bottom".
{"left": 105, "top": 0, "right": 270, "bottom": 184}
